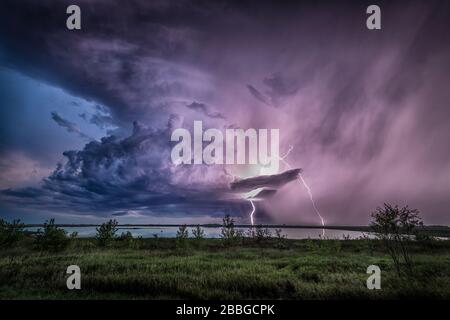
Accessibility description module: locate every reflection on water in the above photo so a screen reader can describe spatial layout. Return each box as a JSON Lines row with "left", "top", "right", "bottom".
{"left": 25, "top": 226, "right": 372, "bottom": 239}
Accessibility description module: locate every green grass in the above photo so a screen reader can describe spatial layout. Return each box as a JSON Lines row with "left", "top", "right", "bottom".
{"left": 0, "top": 238, "right": 449, "bottom": 299}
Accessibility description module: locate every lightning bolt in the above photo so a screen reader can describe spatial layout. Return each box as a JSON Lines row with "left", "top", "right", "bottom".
{"left": 298, "top": 174, "right": 325, "bottom": 227}
{"left": 241, "top": 187, "right": 263, "bottom": 226}
{"left": 280, "top": 146, "right": 325, "bottom": 236}
{"left": 227, "top": 164, "right": 259, "bottom": 226}
{"left": 235, "top": 145, "right": 325, "bottom": 231}
{"left": 249, "top": 199, "right": 256, "bottom": 225}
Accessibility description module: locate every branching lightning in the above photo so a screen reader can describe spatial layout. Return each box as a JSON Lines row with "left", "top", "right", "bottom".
{"left": 280, "top": 145, "right": 325, "bottom": 235}
{"left": 235, "top": 145, "right": 326, "bottom": 231}
{"left": 226, "top": 165, "right": 259, "bottom": 226}
{"left": 298, "top": 174, "right": 325, "bottom": 227}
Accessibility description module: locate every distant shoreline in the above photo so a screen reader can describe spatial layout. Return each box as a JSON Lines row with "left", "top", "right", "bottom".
{"left": 24, "top": 223, "right": 369, "bottom": 229}
{"left": 23, "top": 224, "right": 450, "bottom": 235}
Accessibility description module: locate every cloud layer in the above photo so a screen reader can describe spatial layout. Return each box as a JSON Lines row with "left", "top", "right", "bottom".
{"left": 1, "top": 0, "right": 450, "bottom": 224}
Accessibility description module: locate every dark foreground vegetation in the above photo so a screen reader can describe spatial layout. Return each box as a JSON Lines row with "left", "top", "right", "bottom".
{"left": 1, "top": 237, "right": 450, "bottom": 299}
{"left": 0, "top": 204, "right": 449, "bottom": 299}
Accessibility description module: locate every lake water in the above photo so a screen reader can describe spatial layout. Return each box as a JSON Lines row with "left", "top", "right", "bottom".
{"left": 25, "top": 226, "right": 371, "bottom": 240}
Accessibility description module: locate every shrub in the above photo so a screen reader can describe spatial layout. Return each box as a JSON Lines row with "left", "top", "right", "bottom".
{"left": 370, "top": 203, "right": 422, "bottom": 275}
{"left": 118, "top": 231, "right": 136, "bottom": 248}
{"left": 176, "top": 225, "right": 189, "bottom": 248}
{"left": 414, "top": 228, "right": 435, "bottom": 242}
{"left": 176, "top": 225, "right": 189, "bottom": 239}
{"left": 35, "top": 219, "right": 70, "bottom": 251}
{"left": 221, "top": 215, "right": 238, "bottom": 240}
{"left": 274, "top": 228, "right": 288, "bottom": 249}
{"left": 0, "top": 219, "right": 25, "bottom": 248}
{"left": 72, "top": 239, "right": 96, "bottom": 251}
{"left": 192, "top": 225, "right": 205, "bottom": 239}
{"left": 274, "top": 228, "right": 286, "bottom": 239}
{"left": 256, "top": 226, "right": 271, "bottom": 240}
{"left": 247, "top": 225, "right": 271, "bottom": 242}
{"left": 119, "top": 231, "right": 133, "bottom": 240}
{"left": 96, "top": 219, "right": 118, "bottom": 247}
{"left": 305, "top": 238, "right": 319, "bottom": 251}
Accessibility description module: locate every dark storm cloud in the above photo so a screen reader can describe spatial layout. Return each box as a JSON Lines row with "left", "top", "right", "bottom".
{"left": 247, "top": 73, "right": 301, "bottom": 108}
{"left": 1, "top": 0, "right": 450, "bottom": 224}
{"left": 51, "top": 111, "right": 91, "bottom": 140}
{"left": 111, "top": 211, "right": 130, "bottom": 217}
{"left": 246, "top": 85, "right": 272, "bottom": 106}
{"left": 0, "top": 0, "right": 229, "bottom": 125}
{"left": 230, "top": 169, "right": 301, "bottom": 193}
{"left": 186, "top": 102, "right": 225, "bottom": 119}
{"left": 1, "top": 119, "right": 236, "bottom": 217}
{"left": 2, "top": 187, "right": 43, "bottom": 198}
{"left": 89, "top": 113, "right": 115, "bottom": 129}
{"left": 78, "top": 111, "right": 114, "bottom": 129}
{"left": 262, "top": 73, "right": 301, "bottom": 107}
{"left": 263, "top": 73, "right": 301, "bottom": 97}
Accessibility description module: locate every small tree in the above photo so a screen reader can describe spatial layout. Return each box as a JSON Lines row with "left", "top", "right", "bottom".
{"left": 0, "top": 219, "right": 25, "bottom": 248}
{"left": 275, "top": 228, "right": 286, "bottom": 239}
{"left": 192, "top": 225, "right": 205, "bottom": 239}
{"left": 221, "top": 215, "right": 237, "bottom": 239}
{"left": 96, "top": 219, "right": 118, "bottom": 247}
{"left": 176, "top": 225, "right": 189, "bottom": 248}
{"left": 35, "top": 219, "right": 70, "bottom": 251}
{"left": 274, "top": 228, "right": 288, "bottom": 249}
{"left": 176, "top": 225, "right": 189, "bottom": 239}
{"left": 370, "top": 203, "right": 423, "bottom": 275}
{"left": 69, "top": 231, "right": 78, "bottom": 239}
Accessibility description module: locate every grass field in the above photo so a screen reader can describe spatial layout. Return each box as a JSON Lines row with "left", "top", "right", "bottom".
{"left": 1, "top": 238, "right": 449, "bottom": 299}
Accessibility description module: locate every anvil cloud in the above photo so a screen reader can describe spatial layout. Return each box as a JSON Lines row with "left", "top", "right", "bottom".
{"left": 0, "top": 0, "right": 450, "bottom": 224}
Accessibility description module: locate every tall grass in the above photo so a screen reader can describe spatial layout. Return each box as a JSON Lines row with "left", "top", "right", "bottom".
{"left": 0, "top": 238, "right": 449, "bottom": 299}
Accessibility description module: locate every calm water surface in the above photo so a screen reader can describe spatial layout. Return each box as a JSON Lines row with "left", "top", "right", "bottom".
{"left": 26, "top": 226, "right": 371, "bottom": 239}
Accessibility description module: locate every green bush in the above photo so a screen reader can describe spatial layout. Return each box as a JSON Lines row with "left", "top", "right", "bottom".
{"left": 414, "top": 228, "right": 435, "bottom": 242}
{"left": 247, "top": 225, "right": 271, "bottom": 243}
{"left": 370, "top": 203, "right": 422, "bottom": 275}
{"left": 118, "top": 231, "right": 137, "bottom": 248}
{"left": 175, "top": 225, "right": 189, "bottom": 248}
{"left": 96, "top": 219, "right": 119, "bottom": 247}
{"left": 0, "top": 219, "right": 25, "bottom": 248}
{"left": 176, "top": 225, "right": 189, "bottom": 239}
{"left": 34, "top": 219, "right": 70, "bottom": 251}
{"left": 192, "top": 225, "right": 205, "bottom": 239}
{"left": 274, "top": 228, "right": 288, "bottom": 249}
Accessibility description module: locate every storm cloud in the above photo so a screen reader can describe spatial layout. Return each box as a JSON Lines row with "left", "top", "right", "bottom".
{"left": 1, "top": 120, "right": 238, "bottom": 218}
{"left": 230, "top": 169, "right": 301, "bottom": 193}
{"left": 51, "top": 111, "right": 92, "bottom": 140}
{"left": 186, "top": 102, "right": 225, "bottom": 119}
{"left": 1, "top": 0, "right": 450, "bottom": 224}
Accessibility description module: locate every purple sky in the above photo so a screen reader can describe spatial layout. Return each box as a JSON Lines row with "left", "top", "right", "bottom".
{"left": 0, "top": 0, "right": 450, "bottom": 225}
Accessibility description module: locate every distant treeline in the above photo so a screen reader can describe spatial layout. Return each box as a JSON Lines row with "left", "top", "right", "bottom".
{"left": 22, "top": 223, "right": 450, "bottom": 237}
